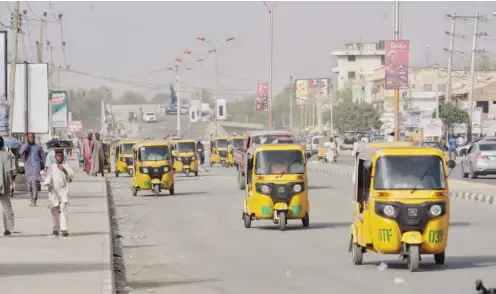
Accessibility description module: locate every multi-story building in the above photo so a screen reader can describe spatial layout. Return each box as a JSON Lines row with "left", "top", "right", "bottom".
{"left": 331, "top": 41, "right": 386, "bottom": 91}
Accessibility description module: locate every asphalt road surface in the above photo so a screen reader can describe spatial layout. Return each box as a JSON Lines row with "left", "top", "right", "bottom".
{"left": 107, "top": 166, "right": 495, "bottom": 294}
{"left": 127, "top": 113, "right": 206, "bottom": 141}
{"left": 336, "top": 154, "right": 496, "bottom": 185}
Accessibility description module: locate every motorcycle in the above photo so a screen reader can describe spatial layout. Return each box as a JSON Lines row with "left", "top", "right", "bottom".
{"left": 197, "top": 148, "right": 205, "bottom": 165}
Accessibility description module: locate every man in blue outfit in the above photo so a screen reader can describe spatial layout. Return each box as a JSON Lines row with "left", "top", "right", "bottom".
{"left": 19, "top": 133, "right": 45, "bottom": 206}
{"left": 448, "top": 134, "right": 457, "bottom": 160}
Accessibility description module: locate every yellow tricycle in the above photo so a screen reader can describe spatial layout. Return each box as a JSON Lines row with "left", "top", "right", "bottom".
{"left": 350, "top": 145, "right": 456, "bottom": 271}
{"left": 210, "top": 137, "right": 229, "bottom": 167}
{"left": 228, "top": 136, "right": 244, "bottom": 167}
{"left": 172, "top": 139, "right": 199, "bottom": 177}
{"left": 131, "top": 141, "right": 174, "bottom": 197}
{"left": 114, "top": 139, "right": 136, "bottom": 177}
{"left": 242, "top": 144, "right": 309, "bottom": 231}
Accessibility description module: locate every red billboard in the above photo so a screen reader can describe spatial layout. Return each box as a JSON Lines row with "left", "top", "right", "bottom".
{"left": 255, "top": 82, "right": 269, "bottom": 111}
{"left": 385, "top": 40, "right": 409, "bottom": 90}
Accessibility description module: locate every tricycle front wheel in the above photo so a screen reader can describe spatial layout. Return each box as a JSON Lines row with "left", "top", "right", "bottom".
{"left": 434, "top": 251, "right": 445, "bottom": 265}
{"left": 243, "top": 213, "right": 251, "bottom": 228}
{"left": 278, "top": 211, "right": 287, "bottom": 231}
{"left": 407, "top": 245, "right": 420, "bottom": 272}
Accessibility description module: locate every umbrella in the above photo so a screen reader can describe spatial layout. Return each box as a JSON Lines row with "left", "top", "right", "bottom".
{"left": 3, "top": 136, "right": 20, "bottom": 148}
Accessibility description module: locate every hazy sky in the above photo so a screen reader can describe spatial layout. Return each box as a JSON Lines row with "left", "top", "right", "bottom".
{"left": 5, "top": 1, "right": 496, "bottom": 100}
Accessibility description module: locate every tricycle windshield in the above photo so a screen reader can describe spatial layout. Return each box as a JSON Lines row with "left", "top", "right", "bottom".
{"left": 138, "top": 145, "right": 169, "bottom": 161}
{"left": 120, "top": 143, "right": 134, "bottom": 154}
{"left": 255, "top": 150, "right": 304, "bottom": 175}
{"left": 176, "top": 142, "right": 195, "bottom": 152}
{"left": 252, "top": 135, "right": 294, "bottom": 145}
{"left": 374, "top": 155, "right": 446, "bottom": 190}
{"left": 231, "top": 139, "right": 244, "bottom": 148}
{"left": 215, "top": 139, "right": 228, "bottom": 148}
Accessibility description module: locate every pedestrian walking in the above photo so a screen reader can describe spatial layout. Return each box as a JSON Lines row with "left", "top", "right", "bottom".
{"left": 82, "top": 132, "right": 93, "bottom": 175}
{"left": 19, "top": 133, "right": 44, "bottom": 206}
{"left": 448, "top": 135, "right": 457, "bottom": 160}
{"left": 43, "top": 149, "right": 73, "bottom": 237}
{"left": 0, "top": 137, "right": 15, "bottom": 236}
{"left": 91, "top": 133, "right": 105, "bottom": 177}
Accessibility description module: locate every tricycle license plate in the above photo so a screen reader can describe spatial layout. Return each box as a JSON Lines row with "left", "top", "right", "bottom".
{"left": 278, "top": 187, "right": 285, "bottom": 193}
{"left": 280, "top": 204, "right": 287, "bottom": 210}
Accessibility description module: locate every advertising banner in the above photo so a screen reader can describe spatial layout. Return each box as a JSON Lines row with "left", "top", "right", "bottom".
{"left": 51, "top": 91, "right": 68, "bottom": 128}
{"left": 68, "top": 120, "right": 83, "bottom": 132}
{"left": 189, "top": 106, "right": 198, "bottom": 123}
{"left": 0, "top": 31, "right": 7, "bottom": 135}
{"left": 295, "top": 78, "right": 330, "bottom": 106}
{"left": 421, "top": 118, "right": 442, "bottom": 137}
{"left": 255, "top": 82, "right": 269, "bottom": 111}
{"left": 10, "top": 63, "right": 49, "bottom": 133}
{"left": 216, "top": 99, "right": 227, "bottom": 120}
{"left": 385, "top": 40, "right": 409, "bottom": 90}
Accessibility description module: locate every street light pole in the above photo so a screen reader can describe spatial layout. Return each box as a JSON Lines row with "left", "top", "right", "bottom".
{"left": 393, "top": 1, "right": 401, "bottom": 142}
{"left": 264, "top": 2, "right": 276, "bottom": 130}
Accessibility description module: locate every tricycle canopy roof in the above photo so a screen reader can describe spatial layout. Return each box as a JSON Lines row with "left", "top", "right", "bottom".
{"left": 356, "top": 145, "right": 445, "bottom": 162}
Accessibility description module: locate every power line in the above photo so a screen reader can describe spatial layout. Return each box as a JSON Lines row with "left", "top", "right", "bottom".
{"left": 25, "top": 1, "right": 42, "bottom": 19}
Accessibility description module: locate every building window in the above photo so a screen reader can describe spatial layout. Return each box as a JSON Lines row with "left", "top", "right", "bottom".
{"left": 381, "top": 55, "right": 385, "bottom": 65}
{"left": 348, "top": 55, "right": 356, "bottom": 62}
{"left": 423, "top": 84, "right": 433, "bottom": 91}
{"left": 437, "top": 84, "right": 446, "bottom": 92}
{"left": 348, "top": 71, "right": 356, "bottom": 79}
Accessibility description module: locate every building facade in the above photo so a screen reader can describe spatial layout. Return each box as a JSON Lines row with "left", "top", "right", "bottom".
{"left": 331, "top": 41, "right": 386, "bottom": 91}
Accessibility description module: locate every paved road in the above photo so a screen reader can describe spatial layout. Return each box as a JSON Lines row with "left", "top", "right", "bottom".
{"left": 107, "top": 166, "right": 495, "bottom": 294}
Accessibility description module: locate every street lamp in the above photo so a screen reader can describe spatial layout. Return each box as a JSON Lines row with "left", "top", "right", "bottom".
{"left": 263, "top": 2, "right": 276, "bottom": 130}
{"left": 196, "top": 35, "right": 236, "bottom": 136}
{"left": 167, "top": 58, "right": 183, "bottom": 137}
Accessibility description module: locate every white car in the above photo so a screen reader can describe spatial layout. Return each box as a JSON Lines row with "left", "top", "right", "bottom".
{"left": 143, "top": 112, "right": 157, "bottom": 122}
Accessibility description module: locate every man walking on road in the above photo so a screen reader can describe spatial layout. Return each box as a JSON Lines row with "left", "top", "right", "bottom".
{"left": 19, "top": 133, "right": 44, "bottom": 206}
{"left": 91, "top": 133, "right": 105, "bottom": 177}
{"left": 0, "top": 137, "right": 15, "bottom": 236}
{"left": 448, "top": 135, "right": 457, "bottom": 160}
{"left": 82, "top": 132, "right": 93, "bottom": 175}
{"left": 43, "top": 149, "right": 74, "bottom": 237}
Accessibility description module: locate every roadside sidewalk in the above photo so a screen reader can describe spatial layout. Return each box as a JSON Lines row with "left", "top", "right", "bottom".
{"left": 0, "top": 164, "right": 114, "bottom": 294}
{"left": 308, "top": 162, "right": 495, "bottom": 205}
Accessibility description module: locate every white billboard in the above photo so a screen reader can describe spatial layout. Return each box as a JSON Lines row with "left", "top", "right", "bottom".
{"left": 9, "top": 63, "right": 49, "bottom": 133}
{"left": 216, "top": 99, "right": 227, "bottom": 120}
{"left": 0, "top": 31, "right": 7, "bottom": 135}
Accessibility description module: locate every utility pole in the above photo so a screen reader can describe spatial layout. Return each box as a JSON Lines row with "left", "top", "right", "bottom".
{"left": 7, "top": 2, "right": 20, "bottom": 136}
{"left": 36, "top": 13, "right": 46, "bottom": 63}
{"left": 199, "top": 89, "right": 203, "bottom": 141}
{"left": 214, "top": 51, "right": 218, "bottom": 137}
{"left": 289, "top": 75, "right": 293, "bottom": 132}
{"left": 435, "top": 65, "right": 440, "bottom": 118}
{"left": 393, "top": 1, "right": 401, "bottom": 142}
{"left": 263, "top": 2, "right": 276, "bottom": 130}
{"left": 175, "top": 64, "right": 181, "bottom": 137}
{"left": 445, "top": 14, "right": 457, "bottom": 104}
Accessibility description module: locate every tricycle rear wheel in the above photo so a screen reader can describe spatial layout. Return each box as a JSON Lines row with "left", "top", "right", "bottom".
{"left": 169, "top": 184, "right": 175, "bottom": 195}
{"left": 434, "top": 251, "right": 445, "bottom": 265}
{"left": 131, "top": 187, "right": 137, "bottom": 197}
{"left": 407, "top": 245, "right": 420, "bottom": 272}
{"left": 302, "top": 213, "right": 310, "bottom": 227}
{"left": 351, "top": 240, "right": 363, "bottom": 265}
{"left": 278, "top": 211, "right": 287, "bottom": 231}
{"left": 115, "top": 171, "right": 119, "bottom": 178}
{"left": 243, "top": 213, "right": 251, "bottom": 228}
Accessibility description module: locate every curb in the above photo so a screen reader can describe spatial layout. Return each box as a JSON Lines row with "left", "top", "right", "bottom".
{"left": 101, "top": 177, "right": 116, "bottom": 294}
{"left": 308, "top": 166, "right": 495, "bottom": 205}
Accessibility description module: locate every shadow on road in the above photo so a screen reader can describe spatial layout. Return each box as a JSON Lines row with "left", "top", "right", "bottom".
{"left": 123, "top": 244, "right": 158, "bottom": 250}
{"left": 449, "top": 221, "right": 472, "bottom": 227}
{"left": 362, "top": 255, "right": 496, "bottom": 271}
{"left": 308, "top": 185, "right": 332, "bottom": 190}
{"left": 127, "top": 278, "right": 222, "bottom": 290}
{"left": 254, "top": 221, "right": 350, "bottom": 231}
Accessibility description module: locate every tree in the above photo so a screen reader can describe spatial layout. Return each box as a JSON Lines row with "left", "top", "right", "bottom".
{"left": 151, "top": 92, "right": 169, "bottom": 104}
{"left": 436, "top": 103, "right": 469, "bottom": 133}
{"left": 114, "top": 90, "right": 147, "bottom": 105}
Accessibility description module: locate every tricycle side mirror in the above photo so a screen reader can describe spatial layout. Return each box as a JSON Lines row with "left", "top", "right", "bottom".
{"left": 363, "top": 160, "right": 372, "bottom": 169}
{"left": 248, "top": 153, "right": 253, "bottom": 160}
{"left": 447, "top": 159, "right": 456, "bottom": 169}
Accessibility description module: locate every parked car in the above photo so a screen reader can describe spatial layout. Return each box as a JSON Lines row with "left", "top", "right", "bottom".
{"left": 461, "top": 142, "right": 496, "bottom": 178}
{"left": 457, "top": 136, "right": 496, "bottom": 156}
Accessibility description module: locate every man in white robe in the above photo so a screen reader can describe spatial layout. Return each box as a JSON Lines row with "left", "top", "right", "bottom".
{"left": 43, "top": 149, "right": 74, "bottom": 237}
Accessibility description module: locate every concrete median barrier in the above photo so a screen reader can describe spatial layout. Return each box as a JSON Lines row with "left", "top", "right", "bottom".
{"left": 308, "top": 162, "right": 495, "bottom": 205}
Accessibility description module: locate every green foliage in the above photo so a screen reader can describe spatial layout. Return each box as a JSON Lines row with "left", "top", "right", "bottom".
{"left": 438, "top": 103, "right": 469, "bottom": 132}
{"left": 114, "top": 90, "right": 147, "bottom": 105}
{"left": 151, "top": 92, "right": 168, "bottom": 104}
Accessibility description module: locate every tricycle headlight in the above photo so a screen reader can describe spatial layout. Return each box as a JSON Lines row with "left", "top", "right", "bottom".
{"left": 261, "top": 185, "right": 270, "bottom": 194}
{"left": 191, "top": 156, "right": 196, "bottom": 160}
{"left": 216, "top": 151, "right": 220, "bottom": 155}
{"left": 163, "top": 166, "right": 170, "bottom": 172}
{"left": 429, "top": 204, "right": 442, "bottom": 217}
{"left": 383, "top": 205, "right": 395, "bottom": 217}
{"left": 293, "top": 184, "right": 302, "bottom": 193}
{"left": 177, "top": 157, "right": 183, "bottom": 161}
{"left": 142, "top": 167, "right": 149, "bottom": 173}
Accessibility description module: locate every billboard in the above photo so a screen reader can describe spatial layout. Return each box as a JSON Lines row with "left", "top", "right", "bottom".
{"left": 255, "top": 82, "right": 269, "bottom": 111}
{"left": 385, "top": 40, "right": 409, "bottom": 90}
{"left": 295, "top": 78, "right": 330, "bottom": 106}
{"left": 10, "top": 63, "right": 49, "bottom": 133}
{"left": 68, "top": 120, "right": 83, "bottom": 132}
{"left": 189, "top": 106, "right": 198, "bottom": 123}
{"left": 51, "top": 90, "right": 68, "bottom": 128}
{"left": 216, "top": 99, "right": 227, "bottom": 120}
{"left": 0, "top": 31, "right": 7, "bottom": 135}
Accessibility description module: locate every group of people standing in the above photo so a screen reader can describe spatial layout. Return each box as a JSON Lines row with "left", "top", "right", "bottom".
{"left": 80, "top": 132, "right": 105, "bottom": 177}
{"left": 0, "top": 133, "right": 74, "bottom": 237}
